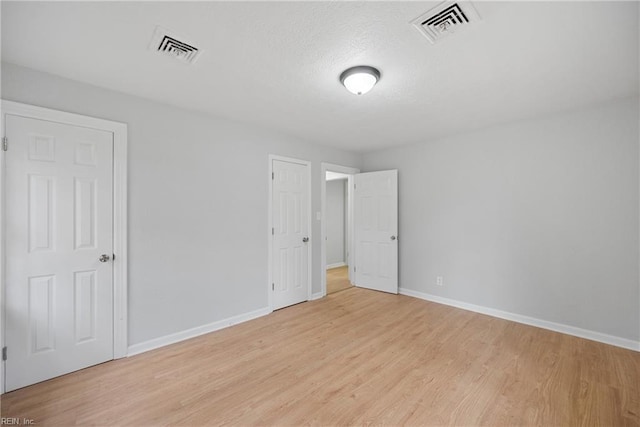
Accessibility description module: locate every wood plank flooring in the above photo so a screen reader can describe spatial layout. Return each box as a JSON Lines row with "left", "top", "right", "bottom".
{"left": 326, "top": 266, "right": 352, "bottom": 294}
{"left": 2, "top": 287, "right": 639, "bottom": 426}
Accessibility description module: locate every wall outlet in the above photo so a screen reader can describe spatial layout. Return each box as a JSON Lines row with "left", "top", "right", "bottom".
{"left": 436, "top": 276, "right": 444, "bottom": 286}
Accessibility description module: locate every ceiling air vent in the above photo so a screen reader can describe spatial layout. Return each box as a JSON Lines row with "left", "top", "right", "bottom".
{"left": 411, "top": 1, "right": 481, "bottom": 44}
{"left": 149, "top": 26, "right": 202, "bottom": 64}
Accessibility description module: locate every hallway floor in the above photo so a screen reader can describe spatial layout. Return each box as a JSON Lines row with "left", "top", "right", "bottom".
{"left": 326, "top": 266, "right": 352, "bottom": 294}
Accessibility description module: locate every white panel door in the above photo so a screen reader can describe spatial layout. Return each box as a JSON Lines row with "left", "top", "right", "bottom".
{"left": 354, "top": 170, "right": 398, "bottom": 294}
{"left": 272, "top": 159, "right": 309, "bottom": 310}
{"left": 5, "top": 114, "right": 114, "bottom": 391}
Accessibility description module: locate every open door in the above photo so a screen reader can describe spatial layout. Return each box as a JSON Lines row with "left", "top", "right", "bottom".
{"left": 353, "top": 170, "right": 398, "bottom": 294}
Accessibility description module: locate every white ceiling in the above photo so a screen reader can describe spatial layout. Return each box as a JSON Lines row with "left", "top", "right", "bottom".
{"left": 2, "top": 1, "right": 638, "bottom": 152}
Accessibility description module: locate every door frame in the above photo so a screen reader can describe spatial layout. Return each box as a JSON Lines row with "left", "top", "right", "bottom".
{"left": 267, "top": 155, "right": 312, "bottom": 311}
{"left": 320, "top": 163, "right": 359, "bottom": 297}
{"left": 0, "top": 100, "right": 128, "bottom": 393}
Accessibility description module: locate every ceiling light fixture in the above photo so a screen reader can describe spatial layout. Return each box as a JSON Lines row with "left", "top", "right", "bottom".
{"left": 340, "top": 66, "right": 381, "bottom": 95}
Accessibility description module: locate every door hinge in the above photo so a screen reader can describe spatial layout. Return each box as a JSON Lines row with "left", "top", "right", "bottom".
{"left": 2, "top": 346, "right": 7, "bottom": 361}
{"left": 354, "top": 266, "right": 357, "bottom": 272}
{"left": 2, "top": 137, "right": 7, "bottom": 152}
{"left": 272, "top": 283, "right": 275, "bottom": 291}
{"left": 272, "top": 172, "right": 274, "bottom": 180}
{"left": 272, "top": 227, "right": 274, "bottom": 235}
{"left": 112, "top": 253, "right": 116, "bottom": 261}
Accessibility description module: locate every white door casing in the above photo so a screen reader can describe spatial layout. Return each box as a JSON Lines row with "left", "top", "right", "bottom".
{"left": 271, "top": 157, "right": 311, "bottom": 310}
{"left": 354, "top": 170, "right": 398, "bottom": 294}
{"left": 1, "top": 100, "right": 128, "bottom": 393}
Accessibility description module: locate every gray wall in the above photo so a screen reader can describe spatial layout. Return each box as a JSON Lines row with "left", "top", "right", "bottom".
{"left": 3, "top": 62, "right": 638, "bottom": 347}
{"left": 1, "top": 63, "right": 361, "bottom": 346}
{"left": 326, "top": 179, "right": 346, "bottom": 266}
{"left": 362, "top": 97, "right": 640, "bottom": 342}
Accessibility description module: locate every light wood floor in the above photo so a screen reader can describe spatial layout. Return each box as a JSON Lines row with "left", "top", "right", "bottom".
{"left": 326, "top": 265, "right": 352, "bottom": 294}
{"left": 2, "top": 288, "right": 639, "bottom": 426}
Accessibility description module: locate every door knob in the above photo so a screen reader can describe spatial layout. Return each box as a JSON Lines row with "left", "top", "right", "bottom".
{"left": 390, "top": 235, "right": 397, "bottom": 241}
{"left": 302, "top": 237, "right": 309, "bottom": 243}
{"left": 99, "top": 254, "right": 111, "bottom": 263}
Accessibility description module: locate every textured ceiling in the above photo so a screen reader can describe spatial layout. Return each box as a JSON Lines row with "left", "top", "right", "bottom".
{"left": 2, "top": 1, "right": 638, "bottom": 152}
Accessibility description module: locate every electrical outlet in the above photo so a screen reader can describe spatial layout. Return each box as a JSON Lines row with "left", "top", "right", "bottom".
{"left": 436, "top": 276, "right": 444, "bottom": 286}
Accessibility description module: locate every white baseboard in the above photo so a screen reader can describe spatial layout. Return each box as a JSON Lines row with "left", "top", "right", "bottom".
{"left": 399, "top": 287, "right": 640, "bottom": 352}
{"left": 127, "top": 306, "right": 272, "bottom": 357}
{"left": 326, "top": 262, "right": 347, "bottom": 270}
{"left": 309, "top": 292, "right": 323, "bottom": 301}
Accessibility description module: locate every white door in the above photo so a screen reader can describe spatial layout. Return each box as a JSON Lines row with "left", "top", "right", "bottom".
{"left": 5, "top": 114, "right": 114, "bottom": 391}
{"left": 354, "top": 170, "right": 398, "bottom": 294}
{"left": 272, "top": 159, "right": 310, "bottom": 310}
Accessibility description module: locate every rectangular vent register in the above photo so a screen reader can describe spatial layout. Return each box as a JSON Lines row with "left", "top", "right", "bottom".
{"left": 149, "top": 26, "right": 202, "bottom": 64}
{"left": 411, "top": 1, "right": 481, "bottom": 44}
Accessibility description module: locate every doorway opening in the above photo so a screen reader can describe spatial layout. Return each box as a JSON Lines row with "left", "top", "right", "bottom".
{"left": 326, "top": 172, "right": 349, "bottom": 294}
{"left": 321, "top": 163, "right": 359, "bottom": 297}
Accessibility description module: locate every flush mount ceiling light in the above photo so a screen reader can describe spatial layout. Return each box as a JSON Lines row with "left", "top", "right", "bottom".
{"left": 340, "top": 66, "right": 381, "bottom": 95}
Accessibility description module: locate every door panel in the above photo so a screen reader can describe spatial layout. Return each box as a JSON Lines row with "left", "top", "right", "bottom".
{"left": 272, "top": 159, "right": 309, "bottom": 310}
{"left": 354, "top": 170, "right": 398, "bottom": 294}
{"left": 5, "top": 114, "right": 114, "bottom": 391}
